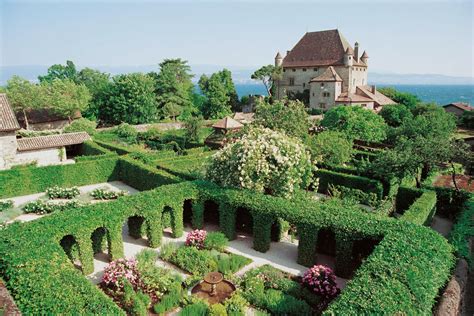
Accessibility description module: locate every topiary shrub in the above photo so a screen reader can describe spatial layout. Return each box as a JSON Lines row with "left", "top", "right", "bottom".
{"left": 206, "top": 127, "right": 314, "bottom": 198}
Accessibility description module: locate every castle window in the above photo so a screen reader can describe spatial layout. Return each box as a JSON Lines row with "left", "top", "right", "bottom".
{"left": 292, "top": 69, "right": 296, "bottom": 72}
{"left": 303, "top": 83, "right": 306, "bottom": 88}
{"left": 312, "top": 93, "right": 315, "bottom": 96}
{"left": 283, "top": 69, "right": 286, "bottom": 72}
{"left": 302, "top": 68, "right": 306, "bottom": 72}
{"left": 323, "top": 92, "right": 330, "bottom": 97}
{"left": 319, "top": 103, "right": 326, "bottom": 109}
{"left": 289, "top": 78, "right": 295, "bottom": 86}
{"left": 320, "top": 83, "right": 324, "bottom": 87}
{"left": 313, "top": 68, "right": 318, "bottom": 71}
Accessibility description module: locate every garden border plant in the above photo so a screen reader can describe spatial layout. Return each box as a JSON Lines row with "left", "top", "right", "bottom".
{"left": 0, "top": 155, "right": 455, "bottom": 314}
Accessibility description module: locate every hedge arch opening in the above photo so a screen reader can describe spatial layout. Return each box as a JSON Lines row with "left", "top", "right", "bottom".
{"left": 235, "top": 207, "right": 253, "bottom": 235}
{"left": 317, "top": 229, "right": 336, "bottom": 256}
{"left": 270, "top": 219, "right": 285, "bottom": 242}
{"left": 183, "top": 199, "right": 193, "bottom": 226}
{"left": 60, "top": 234, "right": 82, "bottom": 271}
{"left": 125, "top": 215, "right": 149, "bottom": 245}
{"left": 204, "top": 200, "right": 220, "bottom": 226}
{"left": 91, "top": 227, "right": 111, "bottom": 261}
{"left": 352, "top": 238, "right": 381, "bottom": 270}
{"left": 162, "top": 206, "right": 173, "bottom": 231}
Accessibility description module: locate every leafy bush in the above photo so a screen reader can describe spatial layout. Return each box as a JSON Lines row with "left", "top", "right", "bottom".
{"left": 172, "top": 246, "right": 217, "bottom": 275}
{"left": 46, "top": 186, "right": 80, "bottom": 199}
{"left": 23, "top": 200, "right": 82, "bottom": 214}
{"left": 329, "top": 185, "right": 380, "bottom": 208}
{"left": 215, "top": 253, "right": 251, "bottom": 275}
{"left": 185, "top": 229, "right": 207, "bottom": 249}
{"left": 63, "top": 118, "right": 97, "bottom": 135}
{"left": 223, "top": 292, "right": 248, "bottom": 315}
{"left": 204, "top": 231, "right": 228, "bottom": 251}
{"left": 302, "top": 265, "right": 339, "bottom": 299}
{"left": 449, "top": 197, "right": 474, "bottom": 265}
{"left": 206, "top": 127, "right": 314, "bottom": 198}
{"left": 181, "top": 301, "right": 209, "bottom": 316}
{"left": 307, "top": 130, "right": 353, "bottom": 167}
{"left": 0, "top": 200, "right": 14, "bottom": 211}
{"left": 209, "top": 303, "right": 227, "bottom": 316}
{"left": 159, "top": 243, "right": 178, "bottom": 262}
{"left": 102, "top": 258, "right": 140, "bottom": 290}
{"left": 114, "top": 123, "right": 138, "bottom": 143}
{"left": 90, "top": 188, "right": 127, "bottom": 200}
{"left": 122, "top": 280, "right": 150, "bottom": 316}
{"left": 153, "top": 289, "right": 181, "bottom": 314}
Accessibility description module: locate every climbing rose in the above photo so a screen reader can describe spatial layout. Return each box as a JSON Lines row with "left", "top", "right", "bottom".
{"left": 302, "top": 265, "right": 340, "bottom": 299}
{"left": 185, "top": 229, "right": 207, "bottom": 249}
{"left": 206, "top": 127, "right": 315, "bottom": 198}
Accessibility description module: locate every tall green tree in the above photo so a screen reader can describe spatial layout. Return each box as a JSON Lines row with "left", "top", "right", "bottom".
{"left": 377, "top": 87, "right": 420, "bottom": 109}
{"left": 321, "top": 106, "right": 388, "bottom": 142}
{"left": 100, "top": 73, "right": 157, "bottom": 124}
{"left": 42, "top": 79, "right": 91, "bottom": 121}
{"left": 76, "top": 68, "right": 111, "bottom": 120}
{"left": 251, "top": 65, "right": 282, "bottom": 97}
{"left": 6, "top": 76, "right": 44, "bottom": 129}
{"left": 379, "top": 104, "right": 413, "bottom": 127}
{"left": 254, "top": 99, "right": 310, "bottom": 139}
{"left": 198, "top": 69, "right": 238, "bottom": 119}
{"left": 306, "top": 131, "right": 353, "bottom": 167}
{"left": 153, "top": 59, "right": 196, "bottom": 120}
{"left": 38, "top": 60, "right": 78, "bottom": 83}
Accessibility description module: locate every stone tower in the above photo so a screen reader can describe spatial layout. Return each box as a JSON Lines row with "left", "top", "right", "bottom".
{"left": 354, "top": 42, "right": 359, "bottom": 62}
{"left": 275, "top": 52, "right": 283, "bottom": 67}
{"left": 344, "top": 47, "right": 354, "bottom": 67}
{"left": 360, "top": 51, "right": 369, "bottom": 65}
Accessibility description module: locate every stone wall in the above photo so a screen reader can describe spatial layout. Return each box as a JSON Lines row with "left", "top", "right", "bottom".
{"left": 350, "top": 66, "right": 368, "bottom": 92}
{"left": 309, "top": 81, "right": 341, "bottom": 109}
{"left": 12, "top": 147, "right": 63, "bottom": 167}
{"left": 0, "top": 132, "right": 18, "bottom": 170}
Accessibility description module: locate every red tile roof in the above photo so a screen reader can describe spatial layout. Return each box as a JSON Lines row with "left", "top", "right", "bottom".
{"left": 17, "top": 132, "right": 91, "bottom": 151}
{"left": 282, "top": 29, "right": 366, "bottom": 68}
{"left": 336, "top": 92, "right": 374, "bottom": 103}
{"left": 212, "top": 117, "right": 243, "bottom": 130}
{"left": 0, "top": 94, "right": 21, "bottom": 132}
{"left": 356, "top": 86, "right": 396, "bottom": 106}
{"left": 443, "top": 102, "right": 472, "bottom": 111}
{"left": 310, "top": 66, "right": 343, "bottom": 82}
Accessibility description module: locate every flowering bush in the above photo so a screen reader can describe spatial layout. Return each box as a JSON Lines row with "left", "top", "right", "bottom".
{"left": 23, "top": 200, "right": 82, "bottom": 214}
{"left": 206, "top": 127, "right": 315, "bottom": 198}
{"left": 301, "top": 265, "right": 339, "bottom": 299}
{"left": 102, "top": 258, "right": 140, "bottom": 290}
{"left": 91, "top": 188, "right": 128, "bottom": 200}
{"left": 185, "top": 229, "right": 207, "bottom": 249}
{"left": 46, "top": 186, "right": 80, "bottom": 199}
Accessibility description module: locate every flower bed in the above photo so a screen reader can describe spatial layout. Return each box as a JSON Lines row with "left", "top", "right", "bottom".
{"left": 23, "top": 199, "right": 83, "bottom": 214}
{"left": 90, "top": 188, "right": 128, "bottom": 200}
{"left": 46, "top": 186, "right": 81, "bottom": 199}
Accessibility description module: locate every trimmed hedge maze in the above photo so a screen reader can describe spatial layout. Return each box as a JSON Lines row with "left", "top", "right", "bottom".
{"left": 0, "top": 169, "right": 453, "bottom": 315}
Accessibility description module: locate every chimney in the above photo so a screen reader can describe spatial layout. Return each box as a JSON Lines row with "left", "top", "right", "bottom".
{"left": 371, "top": 85, "right": 376, "bottom": 93}
{"left": 287, "top": 50, "right": 291, "bottom": 55}
{"left": 354, "top": 42, "right": 359, "bottom": 62}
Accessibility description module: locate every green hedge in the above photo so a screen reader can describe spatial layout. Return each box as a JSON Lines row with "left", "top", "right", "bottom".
{"left": 0, "top": 157, "right": 120, "bottom": 198}
{"left": 399, "top": 189, "right": 437, "bottom": 225}
{"left": 93, "top": 139, "right": 138, "bottom": 155}
{"left": 449, "top": 197, "right": 474, "bottom": 265}
{"left": 395, "top": 186, "right": 423, "bottom": 213}
{"left": 0, "top": 156, "right": 454, "bottom": 314}
{"left": 75, "top": 141, "right": 118, "bottom": 162}
{"left": 315, "top": 169, "right": 384, "bottom": 200}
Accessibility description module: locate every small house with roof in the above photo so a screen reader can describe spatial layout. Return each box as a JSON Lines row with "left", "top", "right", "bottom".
{"left": 0, "top": 94, "right": 90, "bottom": 170}
{"left": 204, "top": 117, "right": 243, "bottom": 149}
{"left": 443, "top": 102, "right": 472, "bottom": 118}
{"left": 275, "top": 29, "right": 395, "bottom": 111}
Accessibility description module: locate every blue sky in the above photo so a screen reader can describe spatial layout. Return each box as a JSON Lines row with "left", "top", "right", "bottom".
{"left": 1, "top": 0, "right": 473, "bottom": 77}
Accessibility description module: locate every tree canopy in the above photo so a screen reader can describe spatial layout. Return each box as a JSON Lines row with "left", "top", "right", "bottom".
{"left": 41, "top": 79, "right": 91, "bottom": 120}
{"left": 38, "top": 60, "right": 78, "bottom": 83}
{"left": 254, "top": 99, "right": 310, "bottom": 139}
{"left": 306, "top": 131, "right": 353, "bottom": 167}
{"left": 206, "top": 127, "right": 314, "bottom": 198}
{"left": 320, "top": 106, "right": 388, "bottom": 142}
{"left": 251, "top": 65, "right": 282, "bottom": 97}
{"left": 379, "top": 104, "right": 413, "bottom": 127}
{"left": 100, "top": 73, "right": 157, "bottom": 125}
{"left": 377, "top": 87, "right": 420, "bottom": 109}
{"left": 198, "top": 69, "right": 237, "bottom": 119}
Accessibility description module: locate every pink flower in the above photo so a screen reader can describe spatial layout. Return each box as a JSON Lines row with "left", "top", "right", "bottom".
{"left": 302, "top": 265, "right": 339, "bottom": 299}
{"left": 185, "top": 229, "right": 207, "bottom": 249}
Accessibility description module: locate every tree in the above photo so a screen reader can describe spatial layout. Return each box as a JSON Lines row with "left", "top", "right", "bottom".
{"left": 377, "top": 87, "right": 420, "bottom": 109}
{"left": 251, "top": 65, "right": 282, "bottom": 97}
{"left": 63, "top": 118, "right": 97, "bottom": 135}
{"left": 38, "top": 60, "right": 78, "bottom": 83}
{"left": 254, "top": 99, "right": 310, "bottom": 139}
{"left": 41, "top": 79, "right": 91, "bottom": 121}
{"left": 379, "top": 104, "right": 413, "bottom": 127}
{"left": 76, "top": 68, "right": 111, "bottom": 120}
{"left": 153, "top": 59, "right": 196, "bottom": 120}
{"left": 6, "top": 76, "right": 44, "bottom": 129}
{"left": 306, "top": 131, "right": 353, "bottom": 167}
{"left": 444, "top": 139, "right": 471, "bottom": 191}
{"left": 198, "top": 69, "right": 237, "bottom": 119}
{"left": 184, "top": 116, "right": 204, "bottom": 143}
{"left": 206, "top": 127, "right": 314, "bottom": 198}
{"left": 321, "top": 106, "right": 388, "bottom": 142}
{"left": 100, "top": 73, "right": 157, "bottom": 124}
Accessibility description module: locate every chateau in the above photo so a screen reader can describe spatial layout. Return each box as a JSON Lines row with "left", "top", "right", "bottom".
{"left": 275, "top": 29, "right": 395, "bottom": 111}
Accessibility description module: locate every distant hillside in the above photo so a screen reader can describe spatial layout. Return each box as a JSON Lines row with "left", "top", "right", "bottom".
{"left": 1, "top": 64, "right": 473, "bottom": 86}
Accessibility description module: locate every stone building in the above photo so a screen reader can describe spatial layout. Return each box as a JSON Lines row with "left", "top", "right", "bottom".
{"left": 16, "top": 108, "right": 82, "bottom": 131}
{"left": 443, "top": 102, "right": 472, "bottom": 118}
{"left": 275, "top": 29, "right": 395, "bottom": 111}
{"left": 0, "top": 94, "right": 90, "bottom": 170}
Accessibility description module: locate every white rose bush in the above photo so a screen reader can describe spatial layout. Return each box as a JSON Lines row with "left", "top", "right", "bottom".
{"left": 206, "top": 127, "right": 315, "bottom": 198}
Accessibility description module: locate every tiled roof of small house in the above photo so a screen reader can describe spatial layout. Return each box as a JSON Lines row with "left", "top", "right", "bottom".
{"left": 443, "top": 102, "right": 473, "bottom": 111}
{"left": 16, "top": 108, "right": 81, "bottom": 125}
{"left": 0, "top": 94, "right": 21, "bottom": 132}
{"left": 233, "top": 112, "right": 255, "bottom": 124}
{"left": 336, "top": 92, "right": 374, "bottom": 103}
{"left": 310, "top": 66, "right": 343, "bottom": 82}
{"left": 17, "top": 132, "right": 91, "bottom": 151}
{"left": 282, "top": 29, "right": 366, "bottom": 68}
{"left": 356, "top": 86, "right": 396, "bottom": 106}
{"left": 212, "top": 117, "right": 244, "bottom": 130}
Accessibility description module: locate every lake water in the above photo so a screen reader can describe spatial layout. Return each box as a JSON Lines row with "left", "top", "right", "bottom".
{"left": 234, "top": 84, "right": 474, "bottom": 106}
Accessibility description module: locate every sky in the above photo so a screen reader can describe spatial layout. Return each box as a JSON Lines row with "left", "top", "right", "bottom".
{"left": 0, "top": 0, "right": 473, "bottom": 77}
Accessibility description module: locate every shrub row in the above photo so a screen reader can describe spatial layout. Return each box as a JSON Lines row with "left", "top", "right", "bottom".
{"left": 75, "top": 141, "right": 118, "bottom": 162}
{"left": 398, "top": 189, "right": 437, "bottom": 225}
{"left": 315, "top": 169, "right": 384, "bottom": 200}
{"left": 93, "top": 139, "right": 138, "bottom": 155}
{"left": 0, "top": 157, "right": 120, "bottom": 198}
{"left": 449, "top": 197, "right": 474, "bottom": 265}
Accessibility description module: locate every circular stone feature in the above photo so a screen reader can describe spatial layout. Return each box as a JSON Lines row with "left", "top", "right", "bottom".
{"left": 191, "top": 272, "right": 236, "bottom": 304}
